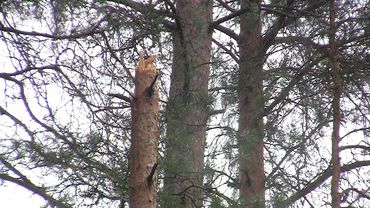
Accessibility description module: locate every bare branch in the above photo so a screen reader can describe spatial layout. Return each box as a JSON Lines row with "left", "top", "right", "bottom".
{"left": 0, "top": 19, "right": 104, "bottom": 39}
{"left": 210, "top": 9, "right": 246, "bottom": 30}
{"left": 279, "top": 160, "right": 370, "bottom": 207}
{"left": 212, "top": 38, "right": 239, "bottom": 63}
{"left": 107, "top": 93, "right": 132, "bottom": 103}
{"left": 215, "top": 0, "right": 237, "bottom": 12}
{"left": 0, "top": 156, "right": 70, "bottom": 208}
{"left": 214, "top": 25, "right": 239, "bottom": 41}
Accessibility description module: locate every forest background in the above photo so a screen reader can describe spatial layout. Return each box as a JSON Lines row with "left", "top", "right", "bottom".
{"left": 0, "top": 0, "right": 369, "bottom": 207}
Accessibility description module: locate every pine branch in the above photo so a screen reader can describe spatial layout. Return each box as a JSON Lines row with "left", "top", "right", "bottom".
{"left": 279, "top": 160, "right": 370, "bottom": 207}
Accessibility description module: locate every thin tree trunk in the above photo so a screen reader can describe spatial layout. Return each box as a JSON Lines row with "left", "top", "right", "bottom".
{"left": 162, "top": 0, "right": 212, "bottom": 207}
{"left": 329, "top": 0, "right": 341, "bottom": 207}
{"left": 238, "top": 0, "right": 265, "bottom": 207}
{"left": 128, "top": 52, "right": 159, "bottom": 208}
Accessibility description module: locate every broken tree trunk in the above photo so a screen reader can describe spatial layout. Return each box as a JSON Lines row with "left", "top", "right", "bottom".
{"left": 128, "top": 51, "right": 159, "bottom": 208}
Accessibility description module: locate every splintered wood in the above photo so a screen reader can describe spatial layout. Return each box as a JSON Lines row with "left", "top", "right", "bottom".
{"left": 128, "top": 51, "right": 159, "bottom": 208}
{"left": 134, "top": 52, "right": 157, "bottom": 97}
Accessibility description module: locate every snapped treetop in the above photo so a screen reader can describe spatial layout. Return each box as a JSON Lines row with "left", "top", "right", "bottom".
{"left": 137, "top": 50, "right": 157, "bottom": 75}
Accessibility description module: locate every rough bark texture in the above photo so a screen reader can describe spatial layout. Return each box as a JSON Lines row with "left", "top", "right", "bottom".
{"left": 238, "top": 0, "right": 265, "bottom": 207}
{"left": 329, "top": 0, "right": 341, "bottom": 207}
{"left": 128, "top": 52, "right": 159, "bottom": 208}
{"left": 162, "top": 0, "right": 212, "bottom": 207}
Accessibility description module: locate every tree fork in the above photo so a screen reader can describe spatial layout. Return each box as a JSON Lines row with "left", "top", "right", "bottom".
{"left": 128, "top": 51, "right": 159, "bottom": 208}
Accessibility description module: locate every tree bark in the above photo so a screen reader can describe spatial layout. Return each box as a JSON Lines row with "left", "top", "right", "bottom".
{"left": 128, "top": 52, "right": 159, "bottom": 208}
{"left": 238, "top": 0, "right": 265, "bottom": 207}
{"left": 162, "top": 0, "right": 212, "bottom": 207}
{"left": 329, "top": 0, "right": 342, "bottom": 207}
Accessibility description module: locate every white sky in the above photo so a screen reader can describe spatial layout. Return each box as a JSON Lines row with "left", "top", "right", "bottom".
{"left": 0, "top": 183, "right": 45, "bottom": 207}
{"left": 0, "top": 2, "right": 369, "bottom": 208}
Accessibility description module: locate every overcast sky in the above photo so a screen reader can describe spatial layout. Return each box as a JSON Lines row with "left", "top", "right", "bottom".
{"left": 0, "top": 183, "right": 45, "bottom": 208}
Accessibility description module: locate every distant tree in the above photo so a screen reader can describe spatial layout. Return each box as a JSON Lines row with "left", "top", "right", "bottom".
{"left": 328, "top": 0, "right": 341, "bottom": 207}
{"left": 212, "top": 0, "right": 370, "bottom": 207}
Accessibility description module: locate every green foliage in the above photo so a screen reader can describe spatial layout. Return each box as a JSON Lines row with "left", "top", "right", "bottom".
{"left": 0, "top": 0, "right": 369, "bottom": 207}
{"left": 210, "top": 195, "right": 226, "bottom": 208}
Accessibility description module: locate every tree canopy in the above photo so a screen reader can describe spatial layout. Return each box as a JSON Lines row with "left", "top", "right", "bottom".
{"left": 0, "top": 0, "right": 369, "bottom": 207}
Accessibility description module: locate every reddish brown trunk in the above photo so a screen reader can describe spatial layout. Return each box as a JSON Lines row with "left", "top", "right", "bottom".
{"left": 128, "top": 52, "right": 159, "bottom": 208}
{"left": 238, "top": 0, "right": 265, "bottom": 207}
{"left": 329, "top": 0, "right": 341, "bottom": 207}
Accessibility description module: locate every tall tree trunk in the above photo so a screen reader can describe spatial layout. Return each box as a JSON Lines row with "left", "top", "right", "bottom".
{"left": 329, "top": 0, "right": 341, "bottom": 207}
{"left": 162, "top": 0, "right": 212, "bottom": 207}
{"left": 129, "top": 53, "right": 159, "bottom": 208}
{"left": 238, "top": 0, "right": 265, "bottom": 207}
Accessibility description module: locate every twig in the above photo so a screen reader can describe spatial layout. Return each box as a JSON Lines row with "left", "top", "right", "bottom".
{"left": 210, "top": 9, "right": 246, "bottom": 30}
{"left": 107, "top": 93, "right": 132, "bottom": 103}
